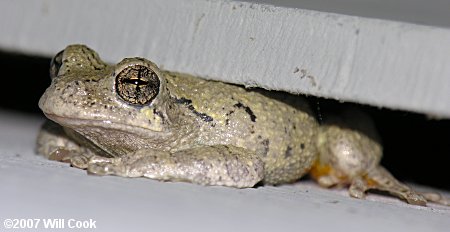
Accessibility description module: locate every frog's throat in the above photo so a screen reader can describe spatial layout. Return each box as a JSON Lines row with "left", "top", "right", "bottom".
{"left": 43, "top": 113, "right": 169, "bottom": 138}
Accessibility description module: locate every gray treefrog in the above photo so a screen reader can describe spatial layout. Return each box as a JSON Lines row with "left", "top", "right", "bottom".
{"left": 37, "top": 45, "right": 448, "bottom": 206}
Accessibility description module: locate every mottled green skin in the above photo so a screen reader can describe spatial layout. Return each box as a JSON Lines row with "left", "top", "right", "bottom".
{"left": 164, "top": 72, "right": 319, "bottom": 184}
{"left": 38, "top": 44, "right": 318, "bottom": 185}
{"left": 37, "top": 45, "right": 450, "bottom": 206}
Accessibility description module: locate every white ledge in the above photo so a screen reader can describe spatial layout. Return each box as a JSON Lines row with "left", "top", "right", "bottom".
{"left": 1, "top": 110, "right": 450, "bottom": 232}
{"left": 1, "top": 0, "right": 450, "bottom": 117}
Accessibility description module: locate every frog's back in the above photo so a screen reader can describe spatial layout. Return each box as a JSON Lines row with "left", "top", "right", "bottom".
{"left": 165, "top": 72, "right": 319, "bottom": 184}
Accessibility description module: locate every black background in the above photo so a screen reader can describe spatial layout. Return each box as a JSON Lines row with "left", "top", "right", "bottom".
{"left": 1, "top": 50, "right": 448, "bottom": 191}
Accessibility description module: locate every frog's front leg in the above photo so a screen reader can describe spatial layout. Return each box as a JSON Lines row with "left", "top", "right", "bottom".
{"left": 36, "top": 121, "right": 95, "bottom": 169}
{"left": 87, "top": 145, "right": 265, "bottom": 188}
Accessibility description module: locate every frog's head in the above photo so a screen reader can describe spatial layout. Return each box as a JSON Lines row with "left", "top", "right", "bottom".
{"left": 39, "top": 45, "right": 173, "bottom": 153}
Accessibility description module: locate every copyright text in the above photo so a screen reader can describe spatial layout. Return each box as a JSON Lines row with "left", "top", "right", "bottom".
{"left": 3, "top": 218, "right": 96, "bottom": 229}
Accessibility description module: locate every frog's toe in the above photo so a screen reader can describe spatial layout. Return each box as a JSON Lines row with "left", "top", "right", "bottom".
{"left": 49, "top": 148, "right": 75, "bottom": 162}
{"left": 70, "top": 155, "right": 89, "bottom": 169}
{"left": 349, "top": 177, "right": 369, "bottom": 199}
{"left": 403, "top": 192, "right": 427, "bottom": 206}
{"left": 87, "top": 158, "right": 127, "bottom": 176}
{"left": 421, "top": 192, "right": 450, "bottom": 206}
{"left": 49, "top": 148, "right": 89, "bottom": 169}
{"left": 89, "top": 156, "right": 118, "bottom": 164}
{"left": 316, "top": 175, "right": 341, "bottom": 188}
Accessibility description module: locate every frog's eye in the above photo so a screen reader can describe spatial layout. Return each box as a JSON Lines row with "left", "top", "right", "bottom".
{"left": 115, "top": 65, "right": 160, "bottom": 105}
{"left": 50, "top": 49, "right": 64, "bottom": 79}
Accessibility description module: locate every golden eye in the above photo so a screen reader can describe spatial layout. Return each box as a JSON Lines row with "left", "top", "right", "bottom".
{"left": 115, "top": 65, "right": 160, "bottom": 105}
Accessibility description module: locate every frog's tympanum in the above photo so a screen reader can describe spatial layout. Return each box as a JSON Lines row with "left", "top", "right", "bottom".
{"left": 37, "top": 45, "right": 448, "bottom": 206}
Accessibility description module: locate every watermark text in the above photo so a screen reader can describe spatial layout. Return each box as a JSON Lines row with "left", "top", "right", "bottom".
{"left": 3, "top": 218, "right": 97, "bottom": 229}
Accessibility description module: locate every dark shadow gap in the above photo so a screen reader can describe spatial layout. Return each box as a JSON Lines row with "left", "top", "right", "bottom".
{"left": 0, "top": 50, "right": 448, "bottom": 191}
{"left": 0, "top": 50, "right": 51, "bottom": 114}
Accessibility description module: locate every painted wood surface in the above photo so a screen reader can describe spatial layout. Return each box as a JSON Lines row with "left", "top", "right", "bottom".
{"left": 1, "top": 0, "right": 450, "bottom": 117}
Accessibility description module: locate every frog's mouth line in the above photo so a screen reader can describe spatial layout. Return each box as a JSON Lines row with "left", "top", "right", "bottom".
{"left": 43, "top": 113, "right": 168, "bottom": 138}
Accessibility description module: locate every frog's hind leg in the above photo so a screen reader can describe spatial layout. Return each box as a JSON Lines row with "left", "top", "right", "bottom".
{"left": 87, "top": 145, "right": 265, "bottom": 188}
{"left": 349, "top": 166, "right": 427, "bottom": 205}
{"left": 314, "top": 108, "right": 450, "bottom": 206}
{"left": 350, "top": 166, "right": 450, "bottom": 206}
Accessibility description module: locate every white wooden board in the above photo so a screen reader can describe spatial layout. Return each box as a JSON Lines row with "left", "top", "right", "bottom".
{"left": 1, "top": 0, "right": 450, "bottom": 117}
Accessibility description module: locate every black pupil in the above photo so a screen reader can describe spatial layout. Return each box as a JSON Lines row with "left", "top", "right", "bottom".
{"left": 125, "top": 78, "right": 148, "bottom": 86}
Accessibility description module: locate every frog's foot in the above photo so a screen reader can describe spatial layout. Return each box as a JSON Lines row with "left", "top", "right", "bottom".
{"left": 48, "top": 148, "right": 90, "bottom": 169}
{"left": 87, "top": 145, "right": 265, "bottom": 188}
{"left": 349, "top": 166, "right": 428, "bottom": 206}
